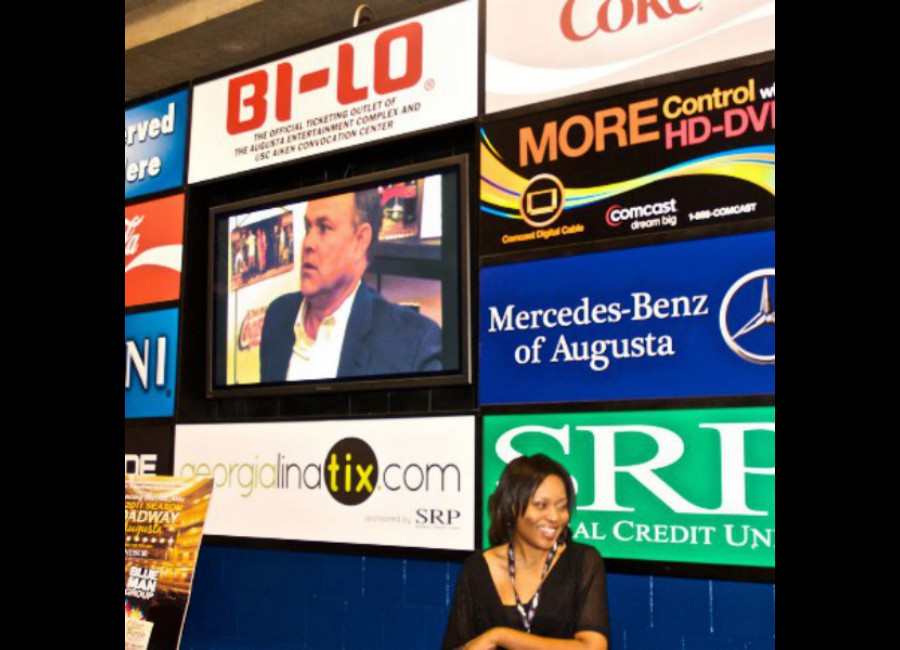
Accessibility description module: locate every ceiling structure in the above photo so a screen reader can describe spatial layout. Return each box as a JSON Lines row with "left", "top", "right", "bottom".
{"left": 125, "top": 0, "right": 436, "bottom": 102}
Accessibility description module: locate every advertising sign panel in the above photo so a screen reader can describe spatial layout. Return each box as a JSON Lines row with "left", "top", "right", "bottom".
{"left": 125, "top": 90, "right": 190, "bottom": 200}
{"left": 125, "top": 308, "right": 179, "bottom": 419}
{"left": 480, "top": 231, "right": 774, "bottom": 405}
{"left": 188, "top": 0, "right": 478, "bottom": 184}
{"left": 125, "top": 475, "right": 213, "bottom": 650}
{"left": 125, "top": 424, "right": 175, "bottom": 476}
{"left": 125, "top": 194, "right": 185, "bottom": 308}
{"left": 174, "top": 416, "right": 476, "bottom": 551}
{"left": 483, "top": 407, "right": 775, "bottom": 568}
{"left": 481, "top": 62, "right": 774, "bottom": 259}
{"left": 485, "top": 0, "right": 775, "bottom": 113}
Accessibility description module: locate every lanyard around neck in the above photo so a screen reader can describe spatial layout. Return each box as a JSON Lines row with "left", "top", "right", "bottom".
{"left": 507, "top": 540, "right": 559, "bottom": 634}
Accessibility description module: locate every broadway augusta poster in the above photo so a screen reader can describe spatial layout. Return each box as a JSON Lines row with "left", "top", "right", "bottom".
{"left": 125, "top": 475, "right": 213, "bottom": 650}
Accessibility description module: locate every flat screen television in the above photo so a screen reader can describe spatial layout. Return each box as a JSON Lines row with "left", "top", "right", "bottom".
{"left": 207, "top": 155, "right": 471, "bottom": 397}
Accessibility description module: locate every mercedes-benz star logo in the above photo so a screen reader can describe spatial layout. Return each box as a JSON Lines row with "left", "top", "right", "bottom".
{"left": 719, "top": 268, "right": 775, "bottom": 365}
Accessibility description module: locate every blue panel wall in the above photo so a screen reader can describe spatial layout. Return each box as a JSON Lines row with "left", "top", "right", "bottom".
{"left": 181, "top": 547, "right": 775, "bottom": 650}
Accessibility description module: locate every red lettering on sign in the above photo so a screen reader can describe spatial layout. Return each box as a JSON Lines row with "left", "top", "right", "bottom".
{"left": 560, "top": 0, "right": 702, "bottom": 42}
{"left": 338, "top": 43, "right": 369, "bottom": 105}
{"left": 373, "top": 23, "right": 423, "bottom": 95}
{"left": 300, "top": 69, "right": 330, "bottom": 93}
{"left": 276, "top": 63, "right": 293, "bottom": 122}
{"left": 227, "top": 71, "right": 268, "bottom": 135}
{"left": 223, "top": 20, "right": 427, "bottom": 129}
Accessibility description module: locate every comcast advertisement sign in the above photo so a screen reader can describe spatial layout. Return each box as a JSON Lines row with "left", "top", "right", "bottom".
{"left": 483, "top": 407, "right": 774, "bottom": 568}
{"left": 174, "top": 416, "right": 475, "bottom": 551}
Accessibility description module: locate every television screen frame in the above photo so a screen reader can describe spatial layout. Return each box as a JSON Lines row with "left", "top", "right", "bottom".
{"left": 206, "top": 154, "right": 472, "bottom": 398}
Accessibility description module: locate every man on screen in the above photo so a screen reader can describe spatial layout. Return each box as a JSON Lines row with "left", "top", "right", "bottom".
{"left": 259, "top": 188, "right": 442, "bottom": 382}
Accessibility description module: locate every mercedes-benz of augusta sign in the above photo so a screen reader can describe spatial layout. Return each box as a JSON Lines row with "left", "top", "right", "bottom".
{"left": 174, "top": 416, "right": 476, "bottom": 551}
{"left": 483, "top": 407, "right": 774, "bottom": 568}
{"left": 479, "top": 230, "right": 774, "bottom": 405}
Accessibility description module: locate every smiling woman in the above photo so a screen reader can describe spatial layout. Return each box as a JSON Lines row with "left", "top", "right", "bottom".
{"left": 443, "top": 455, "right": 609, "bottom": 650}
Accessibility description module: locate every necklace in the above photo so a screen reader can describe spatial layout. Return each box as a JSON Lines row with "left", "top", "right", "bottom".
{"left": 507, "top": 540, "right": 559, "bottom": 634}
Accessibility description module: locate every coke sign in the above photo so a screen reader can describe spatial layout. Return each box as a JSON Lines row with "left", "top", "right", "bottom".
{"left": 485, "top": 0, "right": 775, "bottom": 114}
{"left": 125, "top": 194, "right": 185, "bottom": 309}
{"left": 560, "top": 0, "right": 702, "bottom": 40}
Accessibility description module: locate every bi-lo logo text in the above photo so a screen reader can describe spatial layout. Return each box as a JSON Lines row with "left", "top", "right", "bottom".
{"left": 227, "top": 22, "right": 424, "bottom": 134}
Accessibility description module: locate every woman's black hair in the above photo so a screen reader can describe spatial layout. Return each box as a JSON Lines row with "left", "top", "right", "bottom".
{"left": 487, "top": 454, "right": 576, "bottom": 547}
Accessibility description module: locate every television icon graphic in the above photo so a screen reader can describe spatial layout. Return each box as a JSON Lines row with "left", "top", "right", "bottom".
{"left": 520, "top": 174, "right": 565, "bottom": 228}
{"left": 526, "top": 188, "right": 559, "bottom": 217}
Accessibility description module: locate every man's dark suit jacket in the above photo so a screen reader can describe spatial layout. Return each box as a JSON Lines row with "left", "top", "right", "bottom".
{"left": 259, "top": 283, "right": 443, "bottom": 382}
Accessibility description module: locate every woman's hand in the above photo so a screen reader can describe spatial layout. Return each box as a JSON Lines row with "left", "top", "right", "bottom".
{"left": 464, "top": 628, "right": 608, "bottom": 650}
{"left": 463, "top": 627, "right": 502, "bottom": 650}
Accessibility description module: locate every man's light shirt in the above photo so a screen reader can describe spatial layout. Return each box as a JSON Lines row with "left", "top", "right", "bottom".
{"left": 286, "top": 282, "right": 360, "bottom": 380}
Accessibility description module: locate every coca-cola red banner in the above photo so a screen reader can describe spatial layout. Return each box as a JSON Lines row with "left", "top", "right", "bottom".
{"left": 125, "top": 194, "right": 185, "bottom": 308}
